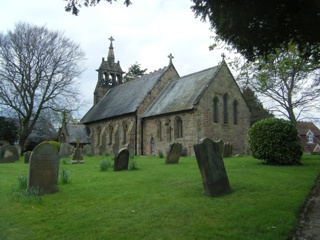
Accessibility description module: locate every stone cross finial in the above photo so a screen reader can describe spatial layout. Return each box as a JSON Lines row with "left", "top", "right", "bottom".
{"left": 109, "top": 36, "right": 115, "bottom": 43}
{"left": 221, "top": 53, "right": 226, "bottom": 61}
{"left": 168, "top": 53, "right": 174, "bottom": 64}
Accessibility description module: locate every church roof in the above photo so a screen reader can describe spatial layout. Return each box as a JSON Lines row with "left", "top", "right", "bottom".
{"left": 81, "top": 67, "right": 169, "bottom": 123}
{"left": 65, "top": 124, "right": 90, "bottom": 144}
{"left": 143, "top": 65, "right": 220, "bottom": 118}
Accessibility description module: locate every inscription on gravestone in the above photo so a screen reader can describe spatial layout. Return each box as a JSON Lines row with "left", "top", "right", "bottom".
{"left": 114, "top": 148, "right": 129, "bottom": 171}
{"left": 165, "top": 143, "right": 182, "bottom": 164}
{"left": 28, "top": 142, "right": 60, "bottom": 194}
{"left": 194, "top": 138, "right": 231, "bottom": 197}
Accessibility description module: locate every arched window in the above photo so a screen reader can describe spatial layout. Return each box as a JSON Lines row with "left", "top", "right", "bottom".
{"left": 122, "top": 122, "right": 128, "bottom": 144}
{"left": 223, "top": 94, "right": 228, "bottom": 124}
{"left": 233, "top": 100, "right": 238, "bottom": 125}
{"left": 157, "top": 120, "right": 162, "bottom": 141}
{"left": 108, "top": 124, "right": 113, "bottom": 145}
{"left": 174, "top": 116, "right": 183, "bottom": 138}
{"left": 213, "top": 97, "right": 219, "bottom": 123}
{"left": 166, "top": 118, "right": 172, "bottom": 141}
{"left": 96, "top": 126, "right": 101, "bottom": 146}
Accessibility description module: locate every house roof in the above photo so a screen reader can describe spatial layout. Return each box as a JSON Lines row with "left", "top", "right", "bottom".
{"left": 65, "top": 124, "right": 90, "bottom": 144}
{"left": 297, "top": 122, "right": 320, "bottom": 136}
{"left": 81, "top": 66, "right": 169, "bottom": 123}
{"left": 142, "top": 65, "right": 220, "bottom": 118}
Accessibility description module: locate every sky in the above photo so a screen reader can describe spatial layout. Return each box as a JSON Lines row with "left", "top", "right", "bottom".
{"left": 1, "top": 0, "right": 319, "bottom": 127}
{"left": 0, "top": 0, "right": 225, "bottom": 117}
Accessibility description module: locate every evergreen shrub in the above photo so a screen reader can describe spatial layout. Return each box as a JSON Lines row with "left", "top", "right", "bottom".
{"left": 248, "top": 118, "right": 303, "bottom": 165}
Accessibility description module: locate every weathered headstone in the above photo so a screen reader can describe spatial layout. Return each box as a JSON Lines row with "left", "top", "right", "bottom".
{"left": 114, "top": 148, "right": 129, "bottom": 171}
{"left": 216, "top": 139, "right": 224, "bottom": 157}
{"left": 0, "top": 145, "right": 19, "bottom": 163}
{"left": 165, "top": 143, "right": 182, "bottom": 164}
{"left": 70, "top": 143, "right": 84, "bottom": 164}
{"left": 24, "top": 151, "right": 32, "bottom": 164}
{"left": 193, "top": 138, "right": 231, "bottom": 197}
{"left": 59, "top": 143, "right": 74, "bottom": 158}
{"left": 82, "top": 144, "right": 93, "bottom": 155}
{"left": 28, "top": 142, "right": 60, "bottom": 194}
{"left": 223, "top": 142, "right": 233, "bottom": 158}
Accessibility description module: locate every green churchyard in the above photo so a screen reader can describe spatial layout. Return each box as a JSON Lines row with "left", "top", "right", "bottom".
{"left": 0, "top": 154, "right": 319, "bottom": 239}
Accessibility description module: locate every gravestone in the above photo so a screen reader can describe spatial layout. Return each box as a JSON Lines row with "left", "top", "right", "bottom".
{"left": 24, "top": 151, "right": 32, "bottom": 164}
{"left": 223, "top": 142, "right": 233, "bottom": 158}
{"left": 82, "top": 144, "right": 93, "bottom": 155}
{"left": 114, "top": 148, "right": 129, "bottom": 171}
{"left": 0, "top": 145, "right": 19, "bottom": 163}
{"left": 70, "top": 142, "right": 84, "bottom": 164}
{"left": 28, "top": 142, "right": 60, "bottom": 194}
{"left": 59, "top": 143, "right": 73, "bottom": 158}
{"left": 165, "top": 143, "right": 182, "bottom": 164}
{"left": 193, "top": 138, "right": 231, "bottom": 197}
{"left": 216, "top": 139, "right": 224, "bottom": 157}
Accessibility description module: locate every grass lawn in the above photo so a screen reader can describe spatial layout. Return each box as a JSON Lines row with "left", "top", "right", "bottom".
{"left": 0, "top": 154, "right": 319, "bottom": 240}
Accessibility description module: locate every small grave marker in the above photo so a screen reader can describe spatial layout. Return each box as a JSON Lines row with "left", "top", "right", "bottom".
{"left": 114, "top": 148, "right": 129, "bottom": 171}
{"left": 165, "top": 143, "right": 182, "bottom": 164}
{"left": 0, "top": 145, "right": 19, "bottom": 163}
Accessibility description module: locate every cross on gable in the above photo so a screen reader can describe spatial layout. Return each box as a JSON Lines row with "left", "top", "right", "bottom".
{"left": 168, "top": 53, "right": 174, "bottom": 64}
{"left": 221, "top": 53, "right": 226, "bottom": 61}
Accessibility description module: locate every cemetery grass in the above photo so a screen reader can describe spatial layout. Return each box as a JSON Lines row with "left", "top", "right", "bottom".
{"left": 0, "top": 155, "right": 319, "bottom": 240}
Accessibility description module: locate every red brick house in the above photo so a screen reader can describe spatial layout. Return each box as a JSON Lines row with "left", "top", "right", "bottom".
{"left": 297, "top": 122, "right": 320, "bottom": 152}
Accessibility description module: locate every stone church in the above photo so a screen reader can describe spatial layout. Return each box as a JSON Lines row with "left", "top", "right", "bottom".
{"left": 80, "top": 37, "right": 251, "bottom": 156}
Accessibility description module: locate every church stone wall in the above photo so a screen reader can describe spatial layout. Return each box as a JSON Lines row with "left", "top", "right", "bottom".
{"left": 142, "top": 65, "right": 251, "bottom": 156}
{"left": 88, "top": 114, "right": 136, "bottom": 156}
{"left": 136, "top": 65, "right": 179, "bottom": 155}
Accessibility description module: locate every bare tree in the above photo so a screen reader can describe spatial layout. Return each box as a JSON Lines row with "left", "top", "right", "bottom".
{"left": 0, "top": 22, "right": 85, "bottom": 150}
{"left": 237, "top": 46, "right": 320, "bottom": 126}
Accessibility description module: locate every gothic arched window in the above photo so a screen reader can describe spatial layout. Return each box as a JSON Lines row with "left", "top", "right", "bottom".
{"left": 122, "top": 122, "right": 128, "bottom": 144}
{"left": 223, "top": 94, "right": 228, "bottom": 124}
{"left": 174, "top": 116, "right": 183, "bottom": 138}
{"left": 108, "top": 124, "right": 113, "bottom": 145}
{"left": 213, "top": 97, "right": 219, "bottom": 123}
{"left": 96, "top": 126, "right": 101, "bottom": 146}
{"left": 166, "top": 118, "right": 172, "bottom": 141}
{"left": 157, "top": 120, "right": 162, "bottom": 141}
{"left": 233, "top": 100, "right": 238, "bottom": 125}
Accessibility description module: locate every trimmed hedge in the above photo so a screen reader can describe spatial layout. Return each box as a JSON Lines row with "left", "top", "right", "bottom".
{"left": 248, "top": 118, "right": 303, "bottom": 165}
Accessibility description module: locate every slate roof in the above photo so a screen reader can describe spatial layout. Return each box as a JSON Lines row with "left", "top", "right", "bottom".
{"left": 81, "top": 67, "right": 169, "bottom": 123}
{"left": 142, "top": 65, "right": 220, "bottom": 118}
{"left": 65, "top": 124, "right": 90, "bottom": 144}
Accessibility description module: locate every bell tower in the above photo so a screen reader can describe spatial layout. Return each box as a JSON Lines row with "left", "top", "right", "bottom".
{"left": 93, "top": 36, "right": 124, "bottom": 105}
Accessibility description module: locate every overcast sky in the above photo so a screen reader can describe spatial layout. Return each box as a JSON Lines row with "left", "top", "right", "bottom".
{"left": 1, "top": 0, "right": 319, "bottom": 126}
{"left": 0, "top": 0, "right": 226, "bottom": 116}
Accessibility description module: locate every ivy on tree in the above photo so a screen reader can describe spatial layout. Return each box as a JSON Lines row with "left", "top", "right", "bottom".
{"left": 0, "top": 117, "right": 18, "bottom": 145}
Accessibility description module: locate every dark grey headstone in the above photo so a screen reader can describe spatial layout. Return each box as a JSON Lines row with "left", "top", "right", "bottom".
{"left": 223, "top": 142, "right": 233, "bottom": 158}
{"left": 24, "top": 151, "right": 32, "bottom": 164}
{"left": 216, "top": 139, "right": 224, "bottom": 157}
{"left": 165, "top": 143, "right": 182, "bottom": 164}
{"left": 193, "top": 138, "right": 231, "bottom": 197}
{"left": 59, "top": 143, "right": 73, "bottom": 158}
{"left": 0, "top": 145, "right": 19, "bottom": 163}
{"left": 28, "top": 142, "right": 60, "bottom": 194}
{"left": 114, "top": 148, "right": 129, "bottom": 171}
{"left": 82, "top": 144, "right": 93, "bottom": 155}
